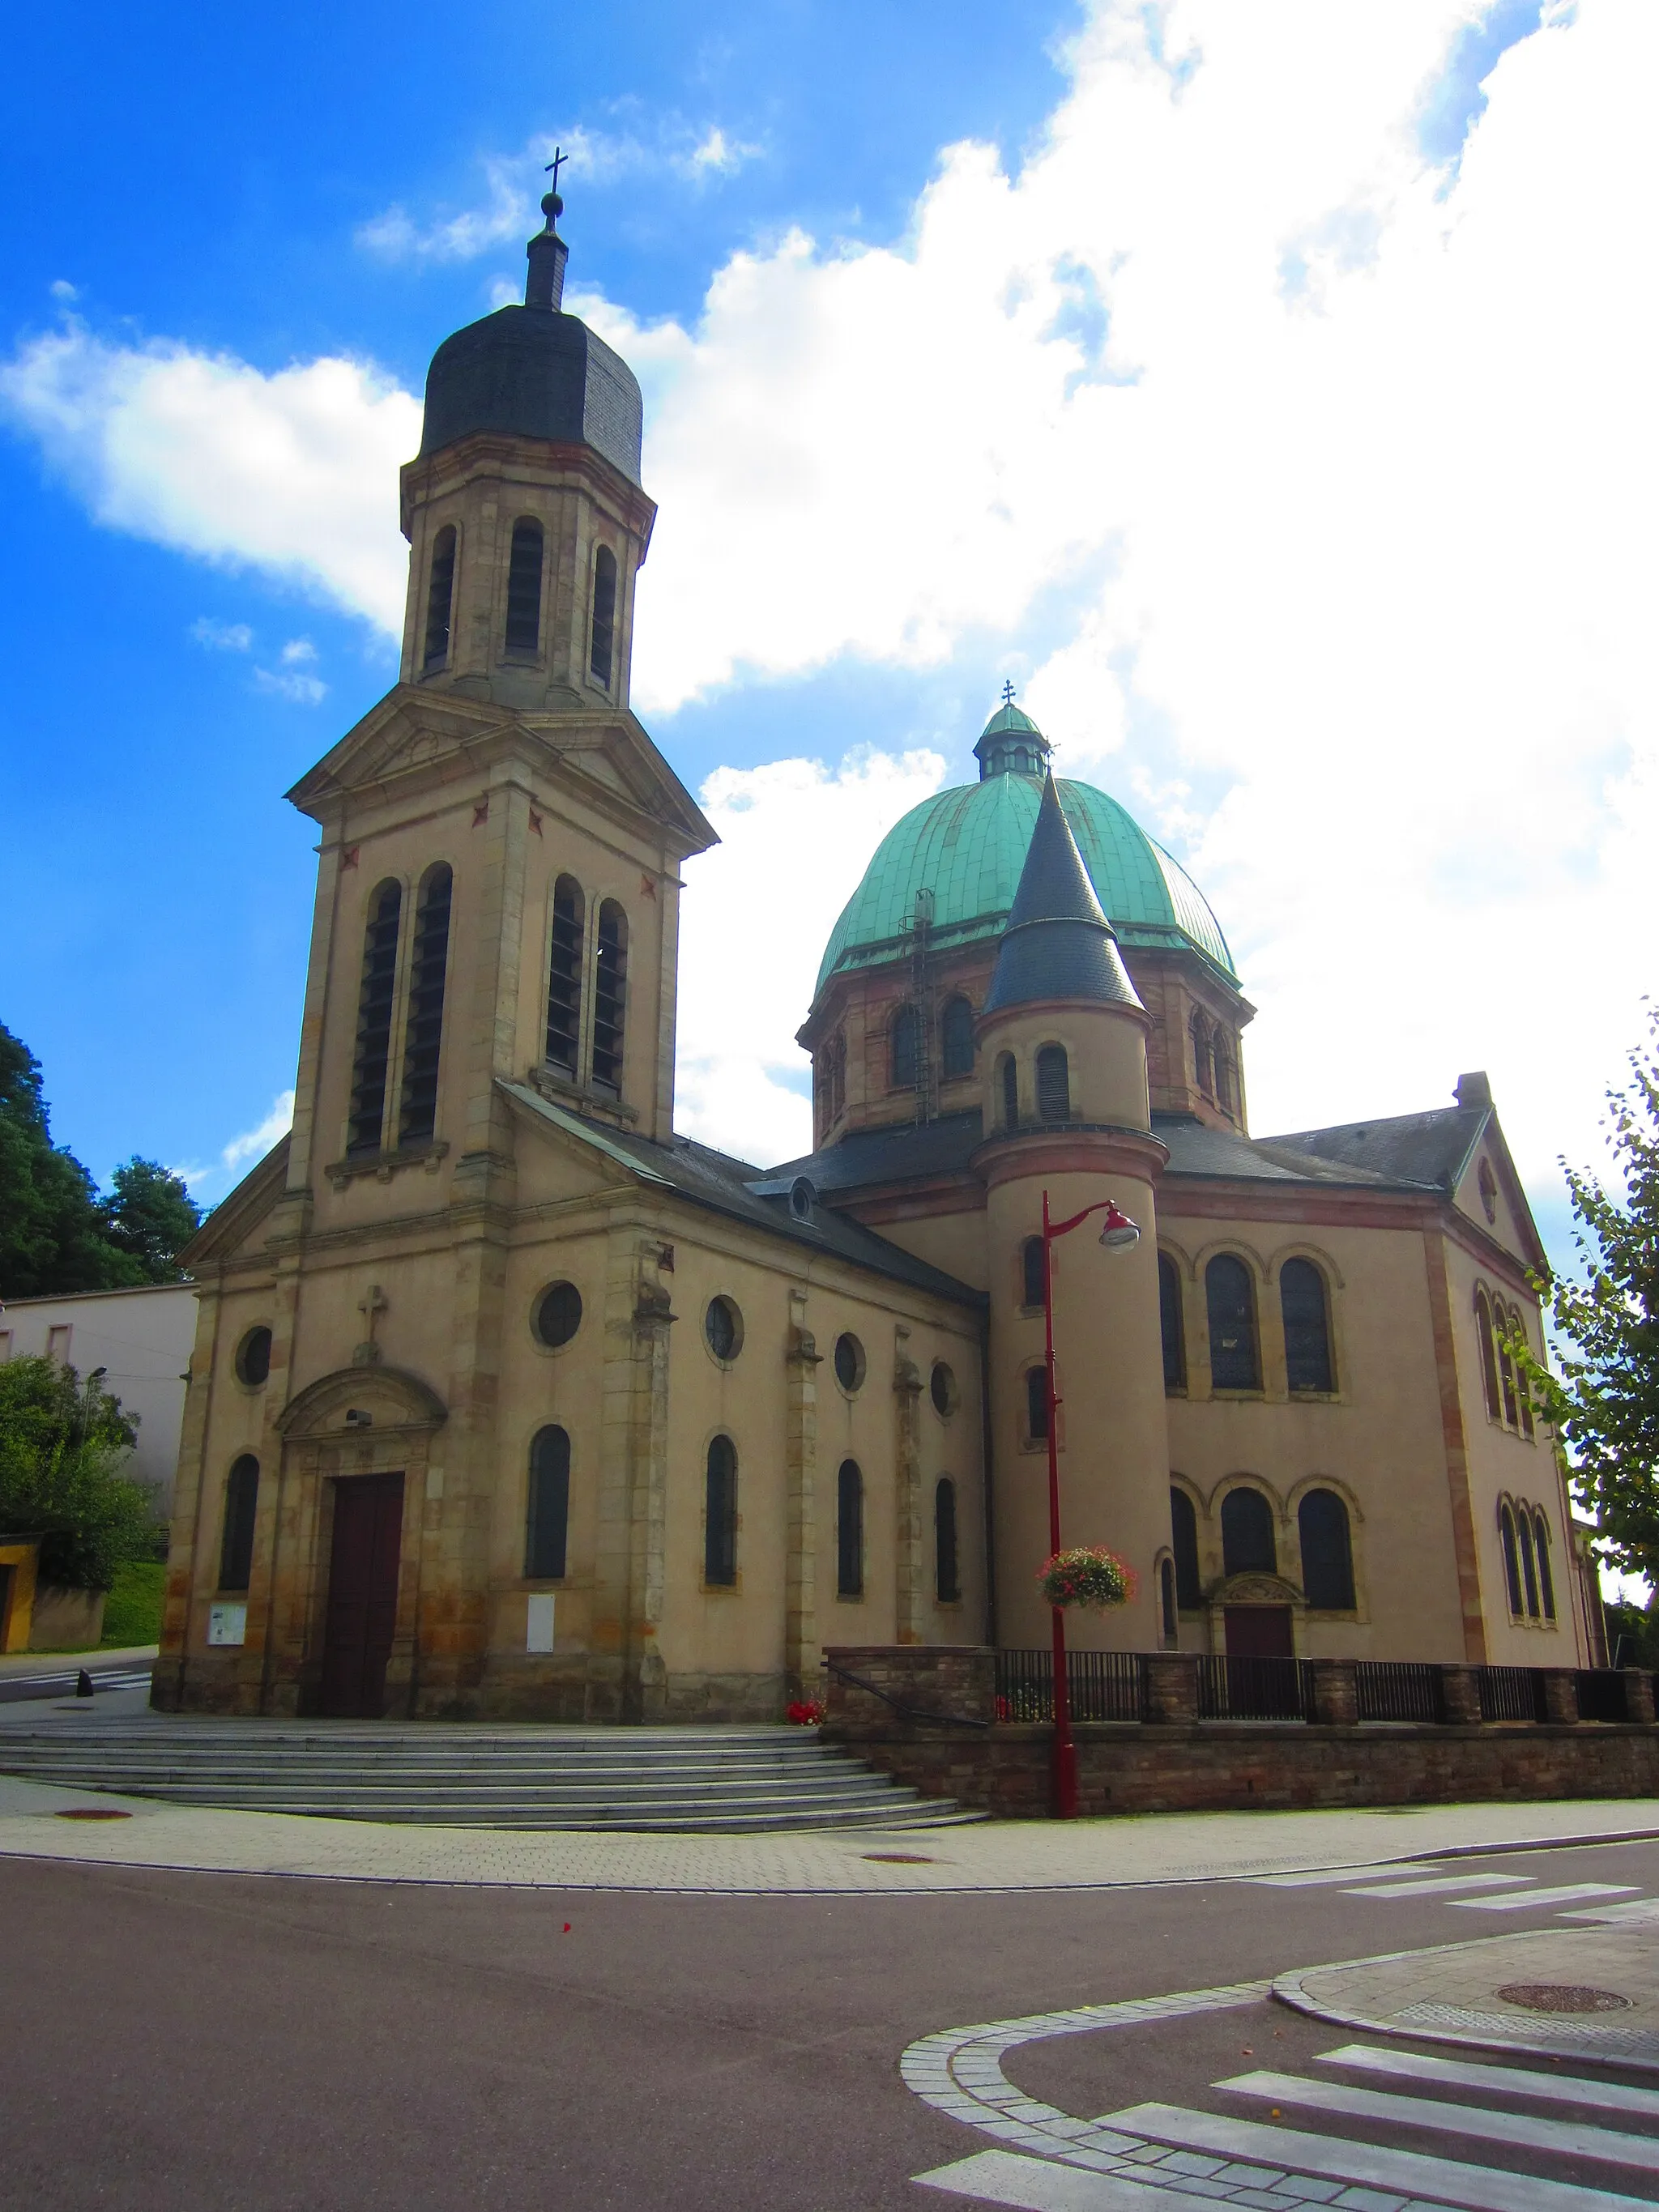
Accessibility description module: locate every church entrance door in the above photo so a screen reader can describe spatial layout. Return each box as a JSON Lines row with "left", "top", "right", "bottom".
{"left": 319, "top": 1473, "right": 404, "bottom": 1718}
{"left": 1223, "top": 1605, "right": 1294, "bottom": 1658}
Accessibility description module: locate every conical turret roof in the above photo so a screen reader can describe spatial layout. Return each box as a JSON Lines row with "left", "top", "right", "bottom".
{"left": 983, "top": 774, "right": 1144, "bottom": 1014}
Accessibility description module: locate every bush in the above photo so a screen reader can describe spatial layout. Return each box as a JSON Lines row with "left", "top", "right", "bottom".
{"left": 0, "top": 1356, "right": 160, "bottom": 1589}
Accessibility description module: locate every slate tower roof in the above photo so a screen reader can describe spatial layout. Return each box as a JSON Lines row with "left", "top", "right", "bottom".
{"left": 983, "top": 772, "right": 1145, "bottom": 1013}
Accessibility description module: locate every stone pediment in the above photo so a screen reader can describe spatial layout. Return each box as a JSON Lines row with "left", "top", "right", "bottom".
{"left": 275, "top": 1364, "right": 448, "bottom": 1441}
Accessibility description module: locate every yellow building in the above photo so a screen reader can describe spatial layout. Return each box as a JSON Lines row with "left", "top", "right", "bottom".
{"left": 154, "top": 195, "right": 1600, "bottom": 1722}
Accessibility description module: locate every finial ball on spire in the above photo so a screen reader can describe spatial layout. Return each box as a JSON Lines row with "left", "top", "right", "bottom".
{"left": 541, "top": 190, "right": 564, "bottom": 221}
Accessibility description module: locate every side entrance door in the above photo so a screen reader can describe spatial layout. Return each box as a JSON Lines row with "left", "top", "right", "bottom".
{"left": 318, "top": 1473, "right": 405, "bottom": 1718}
{"left": 1223, "top": 1604, "right": 1294, "bottom": 1658}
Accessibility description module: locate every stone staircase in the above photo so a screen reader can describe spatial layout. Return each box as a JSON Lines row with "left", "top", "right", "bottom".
{"left": 0, "top": 1718, "right": 982, "bottom": 1833}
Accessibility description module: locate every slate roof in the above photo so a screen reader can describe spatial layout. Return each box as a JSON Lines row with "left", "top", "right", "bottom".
{"left": 1258, "top": 1105, "right": 1487, "bottom": 1192}
{"left": 983, "top": 775, "right": 1144, "bottom": 1015}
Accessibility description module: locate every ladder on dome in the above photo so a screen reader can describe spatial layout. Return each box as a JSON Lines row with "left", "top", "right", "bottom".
{"left": 899, "top": 888, "right": 936, "bottom": 1127}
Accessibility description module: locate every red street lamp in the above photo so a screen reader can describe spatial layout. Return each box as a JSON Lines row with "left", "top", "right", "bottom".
{"left": 1040, "top": 1188, "right": 1141, "bottom": 1819}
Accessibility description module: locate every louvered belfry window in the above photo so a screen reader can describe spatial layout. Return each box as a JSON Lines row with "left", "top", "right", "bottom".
{"left": 545, "top": 876, "right": 585, "bottom": 1074}
{"left": 1035, "top": 1045, "right": 1069, "bottom": 1122}
{"left": 504, "top": 518, "right": 544, "bottom": 654}
{"left": 591, "top": 901, "right": 628, "bottom": 1095}
{"left": 423, "top": 525, "right": 456, "bottom": 671}
{"left": 398, "top": 864, "right": 452, "bottom": 1145}
{"left": 347, "top": 880, "right": 403, "bottom": 1154}
{"left": 590, "top": 545, "right": 617, "bottom": 686}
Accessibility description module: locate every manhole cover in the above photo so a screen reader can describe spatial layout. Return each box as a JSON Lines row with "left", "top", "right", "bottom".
{"left": 863, "top": 1852, "right": 933, "bottom": 1864}
{"left": 53, "top": 1809, "right": 133, "bottom": 1821}
{"left": 1495, "top": 1984, "right": 1634, "bottom": 2014}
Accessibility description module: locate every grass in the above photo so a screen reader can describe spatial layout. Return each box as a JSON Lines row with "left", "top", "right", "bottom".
{"left": 100, "top": 1558, "right": 165, "bottom": 1647}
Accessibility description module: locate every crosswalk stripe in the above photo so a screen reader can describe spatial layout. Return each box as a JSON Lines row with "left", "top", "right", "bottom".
{"left": 913, "top": 2150, "right": 1180, "bottom": 2210}
{"left": 1314, "top": 2044, "right": 1659, "bottom": 2122}
{"left": 1216, "top": 2070, "right": 1659, "bottom": 2173}
{"left": 1343, "top": 1875, "right": 1533, "bottom": 1899}
{"left": 1558, "top": 1901, "right": 1659, "bottom": 1925}
{"left": 1450, "top": 1885, "right": 1638, "bottom": 1912}
{"left": 1251, "top": 1865, "right": 1441, "bottom": 1887}
{"left": 1099, "top": 2101, "right": 1648, "bottom": 2212}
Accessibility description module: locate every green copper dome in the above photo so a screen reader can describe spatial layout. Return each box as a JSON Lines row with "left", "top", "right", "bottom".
{"left": 814, "top": 703, "right": 1235, "bottom": 999}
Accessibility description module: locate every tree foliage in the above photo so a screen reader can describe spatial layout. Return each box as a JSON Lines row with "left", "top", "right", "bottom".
{"left": 1520, "top": 1007, "right": 1659, "bottom": 1588}
{"left": 100, "top": 1157, "right": 203, "bottom": 1282}
{"left": 0, "top": 1356, "right": 160, "bottom": 1589}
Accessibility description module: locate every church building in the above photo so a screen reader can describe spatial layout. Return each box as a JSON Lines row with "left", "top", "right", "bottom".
{"left": 153, "top": 193, "right": 1601, "bottom": 1722}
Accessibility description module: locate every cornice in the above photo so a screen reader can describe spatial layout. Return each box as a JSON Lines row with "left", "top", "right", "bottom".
{"left": 973, "top": 1123, "right": 1170, "bottom": 1189}
{"left": 398, "top": 433, "right": 658, "bottom": 555}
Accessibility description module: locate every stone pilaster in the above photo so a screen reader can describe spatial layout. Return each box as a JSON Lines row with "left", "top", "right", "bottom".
{"left": 783, "top": 1289, "right": 821, "bottom": 1703}
{"left": 893, "top": 1323, "right": 925, "bottom": 1644}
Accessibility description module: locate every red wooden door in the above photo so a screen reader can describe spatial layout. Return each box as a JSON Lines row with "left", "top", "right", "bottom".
{"left": 1224, "top": 1605, "right": 1294, "bottom": 1658}
{"left": 319, "top": 1473, "right": 404, "bottom": 1718}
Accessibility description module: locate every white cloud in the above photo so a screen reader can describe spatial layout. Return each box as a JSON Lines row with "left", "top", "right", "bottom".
{"left": 49, "top": 279, "right": 78, "bottom": 303}
{"left": 253, "top": 637, "right": 326, "bottom": 704}
{"left": 356, "top": 158, "right": 524, "bottom": 262}
{"left": 175, "top": 1089, "right": 296, "bottom": 1200}
{"left": 190, "top": 616, "right": 253, "bottom": 652}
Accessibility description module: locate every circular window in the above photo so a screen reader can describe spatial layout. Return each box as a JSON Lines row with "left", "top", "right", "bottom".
{"left": 534, "top": 1281, "right": 583, "bottom": 1349}
{"left": 834, "top": 1332, "right": 866, "bottom": 1393}
{"left": 705, "top": 1296, "right": 743, "bottom": 1363}
{"left": 235, "top": 1326, "right": 272, "bottom": 1388}
{"left": 930, "top": 1361, "right": 958, "bottom": 1418}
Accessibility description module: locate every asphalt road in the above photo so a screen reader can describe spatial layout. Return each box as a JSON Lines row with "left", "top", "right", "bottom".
{"left": 0, "top": 1659, "right": 154, "bottom": 1704}
{"left": 1, "top": 1835, "right": 1656, "bottom": 2211}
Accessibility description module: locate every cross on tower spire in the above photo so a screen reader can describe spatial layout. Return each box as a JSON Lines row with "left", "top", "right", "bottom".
{"left": 544, "top": 146, "right": 567, "bottom": 194}
{"left": 1002, "top": 679, "right": 1016, "bottom": 708}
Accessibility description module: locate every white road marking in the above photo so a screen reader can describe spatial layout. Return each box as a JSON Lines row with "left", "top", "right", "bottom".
{"left": 1557, "top": 1901, "right": 1659, "bottom": 1925}
{"left": 1251, "top": 1866, "right": 1442, "bottom": 1888}
{"left": 1098, "top": 2102, "right": 1648, "bottom": 2212}
{"left": 1341, "top": 1876, "right": 1533, "bottom": 1899}
{"left": 1215, "top": 2071, "right": 1659, "bottom": 2173}
{"left": 913, "top": 2150, "right": 1194, "bottom": 2210}
{"left": 1313, "top": 2045, "right": 1659, "bottom": 2122}
{"left": 1449, "top": 1886, "right": 1638, "bottom": 1913}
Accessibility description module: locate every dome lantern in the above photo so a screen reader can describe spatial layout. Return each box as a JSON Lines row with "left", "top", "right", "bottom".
{"left": 974, "top": 684, "right": 1052, "bottom": 782}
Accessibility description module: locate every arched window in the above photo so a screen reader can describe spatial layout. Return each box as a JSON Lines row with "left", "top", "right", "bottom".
{"left": 836, "top": 1460, "right": 864, "bottom": 1597}
{"left": 1497, "top": 1303, "right": 1520, "bottom": 1428}
{"left": 1171, "top": 1487, "right": 1202, "bottom": 1610}
{"left": 1158, "top": 1252, "right": 1187, "bottom": 1393}
{"left": 1281, "top": 1258, "right": 1333, "bottom": 1394}
{"left": 1533, "top": 1511, "right": 1555, "bottom": 1619}
{"left": 423, "top": 524, "right": 456, "bottom": 672}
{"left": 504, "top": 517, "right": 544, "bottom": 654}
{"left": 591, "top": 901, "right": 627, "bottom": 1095}
{"left": 1026, "top": 1364, "right": 1050, "bottom": 1443}
{"left": 1214, "top": 1039, "right": 1235, "bottom": 1114}
{"left": 1499, "top": 1502, "right": 1524, "bottom": 1615}
{"left": 1035, "top": 1045, "right": 1070, "bottom": 1123}
{"left": 935, "top": 1477, "right": 960, "bottom": 1603}
{"left": 1021, "top": 1236, "right": 1046, "bottom": 1310}
{"left": 1516, "top": 1506, "right": 1539, "bottom": 1618}
{"left": 1221, "top": 1487, "right": 1276, "bottom": 1577}
{"left": 1191, "top": 1011, "right": 1213, "bottom": 1096}
{"left": 219, "top": 1455, "right": 259, "bottom": 1592}
{"left": 544, "top": 875, "right": 585, "bottom": 1075}
{"left": 525, "top": 1426, "right": 570, "bottom": 1579}
{"left": 890, "top": 1004, "right": 919, "bottom": 1091}
{"left": 1298, "top": 1489, "right": 1355, "bottom": 1609}
{"left": 347, "top": 880, "right": 403, "bottom": 1155}
{"left": 1508, "top": 1309, "right": 1536, "bottom": 1437}
{"left": 999, "top": 1052, "right": 1018, "bottom": 1129}
{"left": 399, "top": 863, "right": 452, "bottom": 1145}
{"left": 704, "top": 1437, "right": 738, "bottom": 1587}
{"left": 941, "top": 995, "right": 975, "bottom": 1080}
{"left": 1475, "top": 1291, "right": 1501, "bottom": 1422}
{"left": 1206, "top": 1255, "right": 1261, "bottom": 1391}
{"left": 1159, "top": 1557, "right": 1178, "bottom": 1645}
{"left": 589, "top": 544, "right": 617, "bottom": 686}
{"left": 828, "top": 1031, "right": 846, "bottom": 1121}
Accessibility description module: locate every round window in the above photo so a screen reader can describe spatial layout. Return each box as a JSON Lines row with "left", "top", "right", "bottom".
{"left": 535, "top": 1281, "right": 583, "bottom": 1349}
{"left": 705, "top": 1296, "right": 743, "bottom": 1362}
{"left": 236, "top": 1326, "right": 272, "bottom": 1388}
{"left": 930, "top": 1361, "right": 958, "bottom": 1418}
{"left": 834, "top": 1332, "right": 866, "bottom": 1393}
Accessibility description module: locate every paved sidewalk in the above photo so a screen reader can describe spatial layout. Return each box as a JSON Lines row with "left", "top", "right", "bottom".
{"left": 0, "top": 1777, "right": 1656, "bottom": 1893}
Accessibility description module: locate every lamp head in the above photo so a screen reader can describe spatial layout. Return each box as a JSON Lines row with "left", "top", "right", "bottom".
{"left": 1098, "top": 1202, "right": 1141, "bottom": 1250}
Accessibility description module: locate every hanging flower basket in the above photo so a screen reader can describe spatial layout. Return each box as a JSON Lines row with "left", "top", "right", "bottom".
{"left": 1037, "top": 1547, "right": 1137, "bottom": 1611}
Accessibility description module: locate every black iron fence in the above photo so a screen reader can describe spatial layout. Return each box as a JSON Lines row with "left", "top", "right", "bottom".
{"left": 994, "top": 1648, "right": 1146, "bottom": 1724}
{"left": 1575, "top": 1669, "right": 1630, "bottom": 1723}
{"left": 1475, "top": 1664, "right": 1550, "bottom": 1723}
{"left": 1354, "top": 1660, "right": 1446, "bottom": 1724}
{"left": 1196, "top": 1654, "right": 1316, "bottom": 1721}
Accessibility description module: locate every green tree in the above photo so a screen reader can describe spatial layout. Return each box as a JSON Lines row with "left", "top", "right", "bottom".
{"left": 0, "top": 1023, "right": 138, "bottom": 1298}
{"left": 100, "top": 1157, "right": 203, "bottom": 1281}
{"left": 0, "top": 1356, "right": 159, "bottom": 1589}
{"left": 1521, "top": 1007, "right": 1659, "bottom": 1589}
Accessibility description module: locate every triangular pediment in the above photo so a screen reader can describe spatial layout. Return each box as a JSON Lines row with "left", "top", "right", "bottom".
{"left": 181, "top": 1136, "right": 291, "bottom": 1267}
{"left": 1451, "top": 1111, "right": 1547, "bottom": 1276}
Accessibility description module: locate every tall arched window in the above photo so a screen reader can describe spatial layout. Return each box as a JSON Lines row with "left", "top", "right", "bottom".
{"left": 347, "top": 880, "right": 403, "bottom": 1155}
{"left": 423, "top": 524, "right": 456, "bottom": 672}
{"left": 1191, "top": 1011, "right": 1213, "bottom": 1097}
{"left": 1213, "top": 1039, "right": 1235, "bottom": 1115}
{"left": 1036, "top": 1045, "right": 1070, "bottom": 1123}
{"left": 1533, "top": 1511, "right": 1555, "bottom": 1619}
{"left": 935, "top": 1477, "right": 960, "bottom": 1603}
{"left": 219, "top": 1455, "right": 259, "bottom": 1592}
{"left": 836, "top": 1460, "right": 864, "bottom": 1598}
{"left": 999, "top": 1052, "right": 1018, "bottom": 1129}
{"left": 1516, "top": 1507, "right": 1540, "bottom": 1618}
{"left": 544, "top": 875, "right": 585, "bottom": 1075}
{"left": 591, "top": 901, "right": 628, "bottom": 1095}
{"left": 525, "top": 1425, "right": 570, "bottom": 1579}
{"left": 1171, "top": 1486, "right": 1201, "bottom": 1609}
{"left": 1497, "top": 1303, "right": 1520, "bottom": 1428}
{"left": 941, "top": 995, "right": 975, "bottom": 1080}
{"left": 704, "top": 1435, "right": 737, "bottom": 1587}
{"left": 828, "top": 1031, "right": 846, "bottom": 1120}
{"left": 1221, "top": 1487, "right": 1276, "bottom": 1577}
{"left": 1499, "top": 1502, "right": 1524, "bottom": 1615}
{"left": 1159, "top": 1557, "right": 1178, "bottom": 1645}
{"left": 504, "top": 518, "right": 544, "bottom": 654}
{"left": 399, "top": 863, "right": 452, "bottom": 1145}
{"left": 1206, "top": 1255, "right": 1261, "bottom": 1391}
{"left": 890, "top": 1004, "right": 919, "bottom": 1091}
{"left": 1281, "top": 1258, "right": 1333, "bottom": 1394}
{"left": 1159, "top": 1251, "right": 1187, "bottom": 1393}
{"left": 1021, "top": 1236, "right": 1046, "bottom": 1310}
{"left": 1475, "top": 1291, "right": 1501, "bottom": 1421}
{"left": 1026, "top": 1364, "right": 1050, "bottom": 1443}
{"left": 1298, "top": 1489, "right": 1354, "bottom": 1609}
{"left": 589, "top": 544, "right": 617, "bottom": 686}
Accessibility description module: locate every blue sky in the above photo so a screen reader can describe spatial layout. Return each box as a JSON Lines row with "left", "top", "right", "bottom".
{"left": 2, "top": 0, "right": 1653, "bottom": 1278}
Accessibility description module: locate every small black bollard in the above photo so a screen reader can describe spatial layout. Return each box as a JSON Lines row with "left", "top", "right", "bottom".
{"left": 75, "top": 1669, "right": 94, "bottom": 1698}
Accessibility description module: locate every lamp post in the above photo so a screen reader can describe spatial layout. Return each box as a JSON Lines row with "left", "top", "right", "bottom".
{"left": 1040, "top": 1188, "right": 1141, "bottom": 1819}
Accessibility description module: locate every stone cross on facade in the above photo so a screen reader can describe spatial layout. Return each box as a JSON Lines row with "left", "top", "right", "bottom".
{"left": 353, "top": 1284, "right": 388, "bottom": 1367}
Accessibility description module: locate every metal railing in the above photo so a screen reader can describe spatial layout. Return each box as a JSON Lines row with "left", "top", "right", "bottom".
{"left": 993, "top": 1649, "right": 1146, "bottom": 1724}
{"left": 1575, "top": 1669, "right": 1629, "bottom": 1723}
{"left": 1354, "top": 1660, "right": 1446, "bottom": 1724}
{"left": 1476, "top": 1664, "right": 1550, "bottom": 1724}
{"left": 1196, "top": 1654, "right": 1315, "bottom": 1722}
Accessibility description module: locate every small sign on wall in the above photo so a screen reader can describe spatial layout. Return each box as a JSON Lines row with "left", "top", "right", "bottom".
{"left": 207, "top": 1603, "right": 247, "bottom": 1647}
{"left": 526, "top": 1593, "right": 556, "bottom": 1654}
